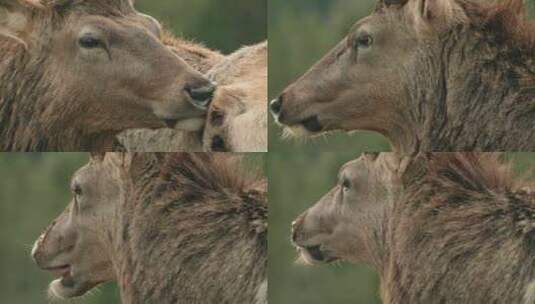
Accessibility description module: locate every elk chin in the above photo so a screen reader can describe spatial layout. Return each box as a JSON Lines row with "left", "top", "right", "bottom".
{"left": 282, "top": 125, "right": 313, "bottom": 139}
{"left": 48, "top": 275, "right": 95, "bottom": 300}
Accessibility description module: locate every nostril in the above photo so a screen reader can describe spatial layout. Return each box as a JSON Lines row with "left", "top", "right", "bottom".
{"left": 163, "top": 118, "right": 179, "bottom": 128}
{"left": 186, "top": 82, "right": 217, "bottom": 109}
{"left": 270, "top": 97, "right": 282, "bottom": 115}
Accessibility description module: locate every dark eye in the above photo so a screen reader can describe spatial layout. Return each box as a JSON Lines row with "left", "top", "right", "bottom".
{"left": 342, "top": 178, "right": 351, "bottom": 190}
{"left": 73, "top": 184, "right": 83, "bottom": 196}
{"left": 79, "top": 35, "right": 102, "bottom": 49}
{"left": 354, "top": 34, "right": 373, "bottom": 49}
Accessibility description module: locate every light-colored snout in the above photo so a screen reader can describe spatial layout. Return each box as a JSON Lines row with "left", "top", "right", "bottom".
{"left": 31, "top": 212, "right": 75, "bottom": 269}
{"left": 291, "top": 213, "right": 307, "bottom": 245}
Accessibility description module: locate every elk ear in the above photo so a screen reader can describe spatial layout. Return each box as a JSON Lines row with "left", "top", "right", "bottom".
{"left": 407, "top": 0, "right": 468, "bottom": 32}
{"left": 0, "top": 0, "right": 42, "bottom": 47}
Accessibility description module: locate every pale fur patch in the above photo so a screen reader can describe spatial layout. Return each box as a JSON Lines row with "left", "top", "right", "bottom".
{"left": 174, "top": 118, "right": 205, "bottom": 132}
{"left": 254, "top": 279, "right": 267, "bottom": 304}
{"left": 282, "top": 125, "right": 311, "bottom": 139}
{"left": 524, "top": 280, "right": 535, "bottom": 304}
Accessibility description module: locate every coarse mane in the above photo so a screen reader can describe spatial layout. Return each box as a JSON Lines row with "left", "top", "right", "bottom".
{"left": 462, "top": 0, "right": 535, "bottom": 53}
{"left": 157, "top": 153, "right": 266, "bottom": 206}
{"left": 377, "top": 0, "right": 535, "bottom": 52}
{"left": 423, "top": 152, "right": 523, "bottom": 195}
{"left": 42, "top": 0, "right": 135, "bottom": 15}
{"left": 387, "top": 152, "right": 535, "bottom": 303}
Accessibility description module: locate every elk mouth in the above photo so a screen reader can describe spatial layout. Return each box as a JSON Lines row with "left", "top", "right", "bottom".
{"left": 44, "top": 264, "right": 71, "bottom": 280}
{"left": 298, "top": 245, "right": 339, "bottom": 264}
{"left": 44, "top": 264, "right": 95, "bottom": 299}
{"left": 299, "top": 116, "right": 323, "bottom": 133}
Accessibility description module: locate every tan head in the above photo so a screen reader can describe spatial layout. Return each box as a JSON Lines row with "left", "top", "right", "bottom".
{"left": 270, "top": 0, "right": 469, "bottom": 137}
{"left": 31, "top": 153, "right": 125, "bottom": 299}
{"left": 291, "top": 153, "right": 405, "bottom": 266}
{"left": 0, "top": 0, "right": 216, "bottom": 142}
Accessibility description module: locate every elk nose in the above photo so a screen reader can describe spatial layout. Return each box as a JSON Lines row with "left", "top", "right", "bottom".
{"left": 270, "top": 97, "right": 282, "bottom": 116}
{"left": 291, "top": 219, "right": 299, "bottom": 243}
{"left": 186, "top": 82, "right": 217, "bottom": 110}
{"left": 163, "top": 119, "right": 179, "bottom": 128}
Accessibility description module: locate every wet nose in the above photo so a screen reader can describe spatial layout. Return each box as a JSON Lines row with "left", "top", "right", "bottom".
{"left": 270, "top": 97, "right": 282, "bottom": 116}
{"left": 186, "top": 82, "right": 217, "bottom": 110}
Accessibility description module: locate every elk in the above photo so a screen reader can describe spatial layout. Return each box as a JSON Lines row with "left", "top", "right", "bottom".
{"left": 32, "top": 153, "right": 267, "bottom": 303}
{"left": 203, "top": 41, "right": 268, "bottom": 152}
{"left": 292, "top": 152, "right": 535, "bottom": 303}
{"left": 116, "top": 39, "right": 268, "bottom": 152}
{"left": 271, "top": 0, "right": 535, "bottom": 152}
{"left": 0, "top": 0, "right": 216, "bottom": 151}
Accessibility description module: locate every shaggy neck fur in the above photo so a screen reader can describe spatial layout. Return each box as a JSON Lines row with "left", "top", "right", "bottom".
{"left": 373, "top": 153, "right": 535, "bottom": 304}
{"left": 110, "top": 153, "right": 267, "bottom": 304}
{"left": 392, "top": 4, "right": 534, "bottom": 153}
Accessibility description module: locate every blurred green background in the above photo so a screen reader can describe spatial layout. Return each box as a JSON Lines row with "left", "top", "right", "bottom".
{"left": 268, "top": 152, "right": 535, "bottom": 304}
{"left": 0, "top": 152, "right": 265, "bottom": 304}
{"left": 136, "top": 0, "right": 266, "bottom": 54}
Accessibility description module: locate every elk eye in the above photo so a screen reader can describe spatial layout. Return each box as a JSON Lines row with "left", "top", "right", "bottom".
{"left": 73, "top": 184, "right": 83, "bottom": 196}
{"left": 79, "top": 35, "right": 102, "bottom": 49}
{"left": 355, "top": 34, "right": 373, "bottom": 49}
{"left": 342, "top": 179, "right": 351, "bottom": 190}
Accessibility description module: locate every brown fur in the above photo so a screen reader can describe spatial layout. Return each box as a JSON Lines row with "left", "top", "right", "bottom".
{"left": 115, "top": 153, "right": 268, "bottom": 303}
{"left": 274, "top": 0, "right": 535, "bottom": 152}
{"left": 32, "top": 152, "right": 267, "bottom": 303}
{"left": 293, "top": 152, "right": 535, "bottom": 303}
{"left": 115, "top": 33, "right": 225, "bottom": 152}
{"left": 0, "top": 0, "right": 211, "bottom": 151}
{"left": 116, "top": 38, "right": 268, "bottom": 153}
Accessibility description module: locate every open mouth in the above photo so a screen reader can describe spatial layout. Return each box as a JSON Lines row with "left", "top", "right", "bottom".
{"left": 44, "top": 265, "right": 75, "bottom": 287}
